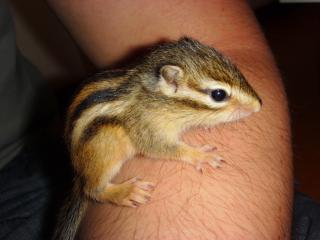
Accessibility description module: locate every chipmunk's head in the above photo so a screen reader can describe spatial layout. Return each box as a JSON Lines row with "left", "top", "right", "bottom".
{"left": 141, "top": 37, "right": 262, "bottom": 125}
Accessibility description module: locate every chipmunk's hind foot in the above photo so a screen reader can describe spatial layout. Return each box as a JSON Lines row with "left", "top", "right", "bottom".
{"left": 95, "top": 177, "right": 155, "bottom": 208}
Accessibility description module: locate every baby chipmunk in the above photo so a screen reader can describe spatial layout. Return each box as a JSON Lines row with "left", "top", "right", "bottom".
{"left": 54, "top": 37, "right": 262, "bottom": 240}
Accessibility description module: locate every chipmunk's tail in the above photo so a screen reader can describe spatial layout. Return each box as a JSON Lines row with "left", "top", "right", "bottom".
{"left": 53, "top": 180, "right": 88, "bottom": 240}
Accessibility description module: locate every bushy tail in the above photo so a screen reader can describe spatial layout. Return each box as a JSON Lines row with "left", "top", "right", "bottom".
{"left": 53, "top": 181, "right": 88, "bottom": 240}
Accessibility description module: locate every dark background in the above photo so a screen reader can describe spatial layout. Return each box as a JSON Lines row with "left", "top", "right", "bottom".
{"left": 258, "top": 4, "right": 320, "bottom": 200}
{"left": 9, "top": 1, "right": 320, "bottom": 201}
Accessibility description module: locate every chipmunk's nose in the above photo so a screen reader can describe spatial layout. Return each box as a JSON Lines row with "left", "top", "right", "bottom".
{"left": 253, "top": 98, "right": 262, "bottom": 112}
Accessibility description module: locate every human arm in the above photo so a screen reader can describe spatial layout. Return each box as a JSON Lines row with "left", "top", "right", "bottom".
{"left": 47, "top": 1, "right": 293, "bottom": 239}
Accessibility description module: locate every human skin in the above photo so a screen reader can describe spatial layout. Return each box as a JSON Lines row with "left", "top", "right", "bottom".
{"left": 47, "top": 1, "right": 293, "bottom": 239}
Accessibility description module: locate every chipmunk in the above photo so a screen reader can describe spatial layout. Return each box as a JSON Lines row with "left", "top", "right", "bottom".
{"left": 54, "top": 37, "right": 262, "bottom": 240}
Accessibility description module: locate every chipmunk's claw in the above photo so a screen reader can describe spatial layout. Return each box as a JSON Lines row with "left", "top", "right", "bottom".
{"left": 115, "top": 177, "right": 155, "bottom": 208}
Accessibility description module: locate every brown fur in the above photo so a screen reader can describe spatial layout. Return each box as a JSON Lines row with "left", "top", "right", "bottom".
{"left": 76, "top": 124, "right": 135, "bottom": 199}
{"left": 54, "top": 37, "right": 262, "bottom": 240}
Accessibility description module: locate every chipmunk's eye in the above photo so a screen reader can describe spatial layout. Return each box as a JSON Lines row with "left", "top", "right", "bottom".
{"left": 211, "top": 89, "right": 228, "bottom": 102}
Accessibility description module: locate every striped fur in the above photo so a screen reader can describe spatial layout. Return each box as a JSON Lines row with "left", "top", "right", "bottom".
{"left": 55, "top": 37, "right": 262, "bottom": 240}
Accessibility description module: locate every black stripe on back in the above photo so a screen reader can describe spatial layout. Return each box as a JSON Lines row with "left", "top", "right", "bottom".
{"left": 68, "top": 79, "right": 133, "bottom": 141}
{"left": 71, "top": 69, "right": 129, "bottom": 101}
{"left": 79, "top": 117, "right": 122, "bottom": 144}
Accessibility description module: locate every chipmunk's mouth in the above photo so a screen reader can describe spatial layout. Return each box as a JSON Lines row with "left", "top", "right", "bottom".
{"left": 227, "top": 102, "right": 261, "bottom": 122}
{"left": 233, "top": 109, "right": 253, "bottom": 121}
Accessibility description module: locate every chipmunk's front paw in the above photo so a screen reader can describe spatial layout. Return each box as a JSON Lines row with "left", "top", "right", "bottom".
{"left": 197, "top": 144, "right": 217, "bottom": 152}
{"left": 195, "top": 154, "right": 224, "bottom": 173}
{"left": 193, "top": 145, "right": 224, "bottom": 173}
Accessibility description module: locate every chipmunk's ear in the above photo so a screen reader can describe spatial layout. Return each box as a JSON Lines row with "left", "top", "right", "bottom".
{"left": 159, "top": 65, "right": 184, "bottom": 92}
